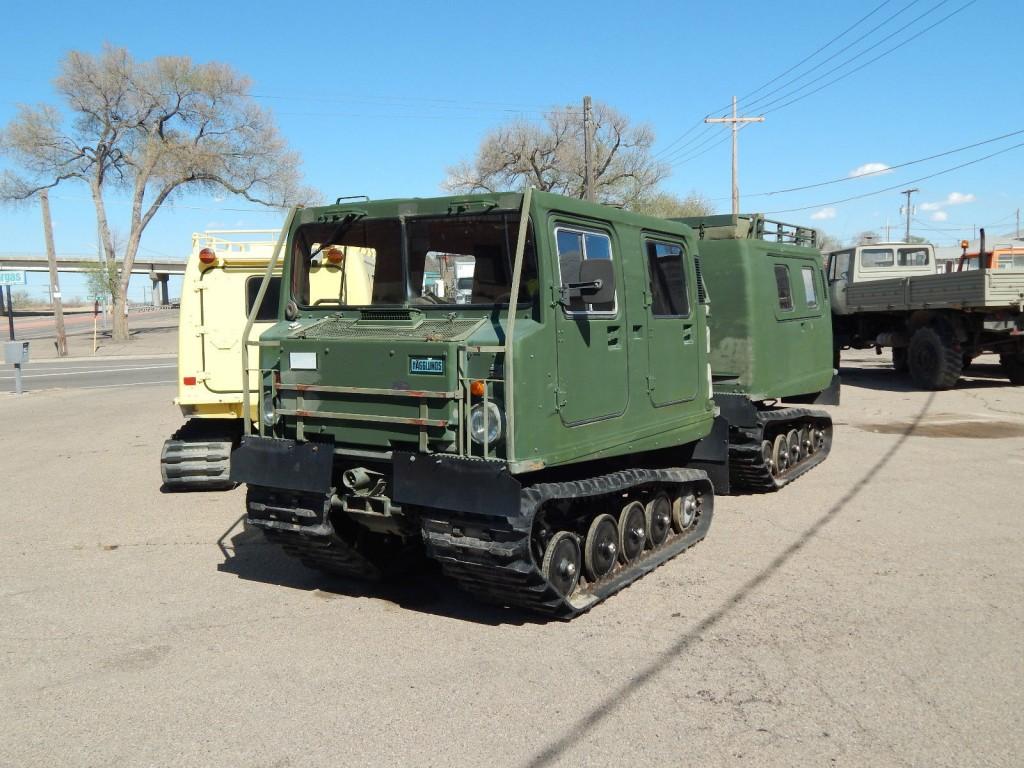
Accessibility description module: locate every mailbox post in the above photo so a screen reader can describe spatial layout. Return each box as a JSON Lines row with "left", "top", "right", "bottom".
{"left": 5, "top": 340, "right": 29, "bottom": 395}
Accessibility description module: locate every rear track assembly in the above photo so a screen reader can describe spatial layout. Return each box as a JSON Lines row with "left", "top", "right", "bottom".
{"left": 729, "top": 407, "right": 833, "bottom": 492}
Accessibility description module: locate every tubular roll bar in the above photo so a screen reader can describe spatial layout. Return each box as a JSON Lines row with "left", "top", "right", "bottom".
{"left": 242, "top": 206, "right": 299, "bottom": 436}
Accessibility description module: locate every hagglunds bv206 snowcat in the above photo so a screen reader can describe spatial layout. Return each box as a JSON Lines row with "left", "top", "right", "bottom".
{"left": 231, "top": 193, "right": 837, "bottom": 617}
{"left": 677, "top": 214, "right": 837, "bottom": 491}
{"left": 231, "top": 191, "right": 722, "bottom": 618}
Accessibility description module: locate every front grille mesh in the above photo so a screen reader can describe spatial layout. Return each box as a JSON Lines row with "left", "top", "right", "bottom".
{"left": 298, "top": 317, "right": 483, "bottom": 341}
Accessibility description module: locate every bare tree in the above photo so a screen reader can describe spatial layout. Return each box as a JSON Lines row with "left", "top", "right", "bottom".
{"left": 444, "top": 101, "right": 669, "bottom": 209}
{"left": 0, "top": 45, "right": 316, "bottom": 340}
{"left": 816, "top": 231, "right": 843, "bottom": 253}
{"left": 633, "top": 190, "right": 716, "bottom": 219}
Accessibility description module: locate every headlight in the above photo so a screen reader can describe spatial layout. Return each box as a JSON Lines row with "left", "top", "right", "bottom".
{"left": 262, "top": 388, "right": 278, "bottom": 427}
{"left": 469, "top": 401, "right": 504, "bottom": 445}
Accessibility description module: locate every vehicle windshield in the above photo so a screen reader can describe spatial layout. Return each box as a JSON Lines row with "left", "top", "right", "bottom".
{"left": 290, "top": 212, "right": 537, "bottom": 308}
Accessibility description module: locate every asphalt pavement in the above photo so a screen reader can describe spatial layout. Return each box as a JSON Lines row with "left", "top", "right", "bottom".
{"left": 1, "top": 349, "right": 1021, "bottom": 767}
{"left": 0, "top": 354, "right": 176, "bottom": 392}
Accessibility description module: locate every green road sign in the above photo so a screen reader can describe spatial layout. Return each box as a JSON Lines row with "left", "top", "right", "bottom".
{"left": 0, "top": 271, "right": 27, "bottom": 287}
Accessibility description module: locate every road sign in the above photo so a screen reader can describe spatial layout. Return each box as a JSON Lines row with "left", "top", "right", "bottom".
{"left": 0, "top": 271, "right": 27, "bottom": 286}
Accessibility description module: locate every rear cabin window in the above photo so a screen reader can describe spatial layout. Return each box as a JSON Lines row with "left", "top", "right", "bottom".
{"left": 774, "top": 264, "right": 794, "bottom": 311}
{"left": 246, "top": 276, "right": 281, "bottom": 322}
{"left": 645, "top": 239, "right": 689, "bottom": 317}
{"left": 861, "top": 248, "right": 894, "bottom": 268}
{"left": 801, "top": 266, "right": 818, "bottom": 308}
{"left": 555, "top": 227, "right": 615, "bottom": 314}
{"left": 898, "top": 247, "right": 930, "bottom": 266}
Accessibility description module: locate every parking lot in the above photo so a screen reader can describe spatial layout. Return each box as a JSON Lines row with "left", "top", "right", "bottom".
{"left": 1, "top": 349, "right": 1021, "bottom": 767}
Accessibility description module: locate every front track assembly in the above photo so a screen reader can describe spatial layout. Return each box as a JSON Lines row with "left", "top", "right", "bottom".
{"left": 247, "top": 468, "right": 713, "bottom": 620}
{"left": 729, "top": 407, "right": 833, "bottom": 492}
{"left": 421, "top": 468, "right": 713, "bottom": 619}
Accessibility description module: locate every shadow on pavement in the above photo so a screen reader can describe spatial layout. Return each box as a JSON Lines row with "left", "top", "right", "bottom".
{"left": 839, "top": 361, "right": 1008, "bottom": 393}
{"left": 215, "top": 514, "right": 541, "bottom": 627}
{"left": 518, "top": 392, "right": 937, "bottom": 768}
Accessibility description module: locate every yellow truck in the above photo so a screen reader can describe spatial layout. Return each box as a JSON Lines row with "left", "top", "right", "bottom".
{"left": 161, "top": 229, "right": 373, "bottom": 490}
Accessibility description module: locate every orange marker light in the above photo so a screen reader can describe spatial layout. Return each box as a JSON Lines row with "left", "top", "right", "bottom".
{"left": 183, "top": 376, "right": 197, "bottom": 386}
{"left": 198, "top": 247, "right": 216, "bottom": 265}
{"left": 470, "top": 380, "right": 486, "bottom": 397}
{"left": 325, "top": 247, "right": 345, "bottom": 265}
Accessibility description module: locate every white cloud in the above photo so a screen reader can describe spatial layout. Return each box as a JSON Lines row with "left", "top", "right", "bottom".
{"left": 849, "top": 162, "right": 892, "bottom": 178}
{"left": 810, "top": 207, "right": 837, "bottom": 221}
{"left": 919, "top": 191, "right": 975, "bottom": 216}
{"left": 946, "top": 192, "right": 975, "bottom": 205}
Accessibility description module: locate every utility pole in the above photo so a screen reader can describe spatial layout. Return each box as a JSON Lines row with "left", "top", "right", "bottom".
{"left": 884, "top": 217, "right": 891, "bottom": 241}
{"left": 1016, "top": 207, "right": 1020, "bottom": 240}
{"left": 900, "top": 188, "right": 918, "bottom": 242}
{"left": 582, "top": 95, "right": 594, "bottom": 202}
{"left": 705, "top": 96, "right": 765, "bottom": 216}
{"left": 40, "top": 190, "right": 68, "bottom": 357}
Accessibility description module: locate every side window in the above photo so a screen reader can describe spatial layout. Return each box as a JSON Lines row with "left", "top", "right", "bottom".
{"left": 829, "top": 250, "right": 851, "bottom": 280}
{"left": 861, "top": 248, "right": 894, "bottom": 268}
{"left": 645, "top": 238, "right": 689, "bottom": 317}
{"left": 801, "top": 266, "right": 818, "bottom": 308}
{"left": 774, "top": 264, "right": 794, "bottom": 311}
{"left": 555, "top": 227, "right": 615, "bottom": 314}
{"left": 897, "top": 247, "right": 930, "bottom": 266}
{"left": 245, "top": 276, "right": 281, "bottom": 322}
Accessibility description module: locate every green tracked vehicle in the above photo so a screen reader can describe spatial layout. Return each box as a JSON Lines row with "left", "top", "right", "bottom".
{"left": 230, "top": 193, "right": 836, "bottom": 617}
{"left": 676, "top": 214, "right": 838, "bottom": 491}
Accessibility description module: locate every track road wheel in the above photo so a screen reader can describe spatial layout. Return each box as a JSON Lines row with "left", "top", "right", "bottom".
{"left": 645, "top": 493, "right": 671, "bottom": 548}
{"left": 672, "top": 491, "right": 698, "bottom": 533}
{"left": 1000, "top": 354, "right": 1024, "bottom": 385}
{"left": 583, "top": 514, "right": 618, "bottom": 582}
{"left": 772, "top": 434, "right": 790, "bottom": 476}
{"left": 618, "top": 501, "right": 647, "bottom": 564}
{"left": 908, "top": 325, "right": 962, "bottom": 390}
{"left": 787, "top": 428, "right": 802, "bottom": 466}
{"left": 799, "top": 425, "right": 812, "bottom": 458}
{"left": 761, "top": 440, "right": 775, "bottom": 475}
{"left": 541, "top": 531, "right": 581, "bottom": 598}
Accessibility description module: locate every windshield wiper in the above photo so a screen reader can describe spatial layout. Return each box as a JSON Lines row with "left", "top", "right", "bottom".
{"left": 310, "top": 211, "right": 366, "bottom": 260}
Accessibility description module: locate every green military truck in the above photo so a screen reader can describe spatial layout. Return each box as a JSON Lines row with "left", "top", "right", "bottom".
{"left": 231, "top": 192, "right": 835, "bottom": 618}
{"left": 828, "top": 239, "right": 1024, "bottom": 388}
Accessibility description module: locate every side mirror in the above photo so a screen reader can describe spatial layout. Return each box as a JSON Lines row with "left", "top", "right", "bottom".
{"left": 573, "top": 259, "right": 616, "bottom": 306}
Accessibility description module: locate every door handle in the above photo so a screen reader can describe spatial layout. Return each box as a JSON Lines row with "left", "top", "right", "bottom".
{"left": 682, "top": 325, "right": 694, "bottom": 344}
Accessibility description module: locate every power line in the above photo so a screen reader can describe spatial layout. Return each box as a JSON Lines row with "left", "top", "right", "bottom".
{"left": 654, "top": 2, "right": 898, "bottom": 161}
{"left": 764, "top": 139, "right": 1024, "bottom": 214}
{"left": 741, "top": 0, "right": 930, "bottom": 113}
{"left": 735, "top": 1, "right": 895, "bottom": 107}
{"left": 759, "top": 0, "right": 977, "bottom": 116}
{"left": 714, "top": 127, "right": 1024, "bottom": 199}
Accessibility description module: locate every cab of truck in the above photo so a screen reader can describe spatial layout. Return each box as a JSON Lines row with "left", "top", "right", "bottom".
{"left": 827, "top": 242, "right": 935, "bottom": 314}
{"left": 958, "top": 245, "right": 1024, "bottom": 271}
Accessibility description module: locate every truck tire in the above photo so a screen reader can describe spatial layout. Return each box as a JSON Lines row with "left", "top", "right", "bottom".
{"left": 892, "top": 347, "right": 908, "bottom": 373}
{"left": 907, "top": 326, "right": 962, "bottom": 390}
{"left": 1000, "top": 354, "right": 1024, "bottom": 385}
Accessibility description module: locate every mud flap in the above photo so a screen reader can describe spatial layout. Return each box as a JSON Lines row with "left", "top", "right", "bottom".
{"left": 783, "top": 373, "right": 841, "bottom": 406}
{"left": 229, "top": 434, "right": 334, "bottom": 493}
{"left": 689, "top": 415, "right": 731, "bottom": 494}
{"left": 392, "top": 452, "right": 522, "bottom": 519}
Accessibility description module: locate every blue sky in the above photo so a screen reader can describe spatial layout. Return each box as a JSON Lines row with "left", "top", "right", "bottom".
{"left": 0, "top": 0, "right": 1020, "bottom": 301}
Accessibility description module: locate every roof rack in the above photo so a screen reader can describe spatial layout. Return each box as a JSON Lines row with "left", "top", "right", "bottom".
{"left": 673, "top": 214, "right": 818, "bottom": 248}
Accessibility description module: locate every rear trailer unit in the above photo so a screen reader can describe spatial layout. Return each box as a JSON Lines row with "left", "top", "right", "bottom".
{"left": 676, "top": 214, "right": 838, "bottom": 491}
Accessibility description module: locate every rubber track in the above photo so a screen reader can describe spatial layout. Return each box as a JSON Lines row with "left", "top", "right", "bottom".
{"left": 160, "top": 436, "right": 234, "bottom": 491}
{"left": 728, "top": 407, "right": 833, "bottom": 493}
{"left": 421, "top": 467, "right": 713, "bottom": 619}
